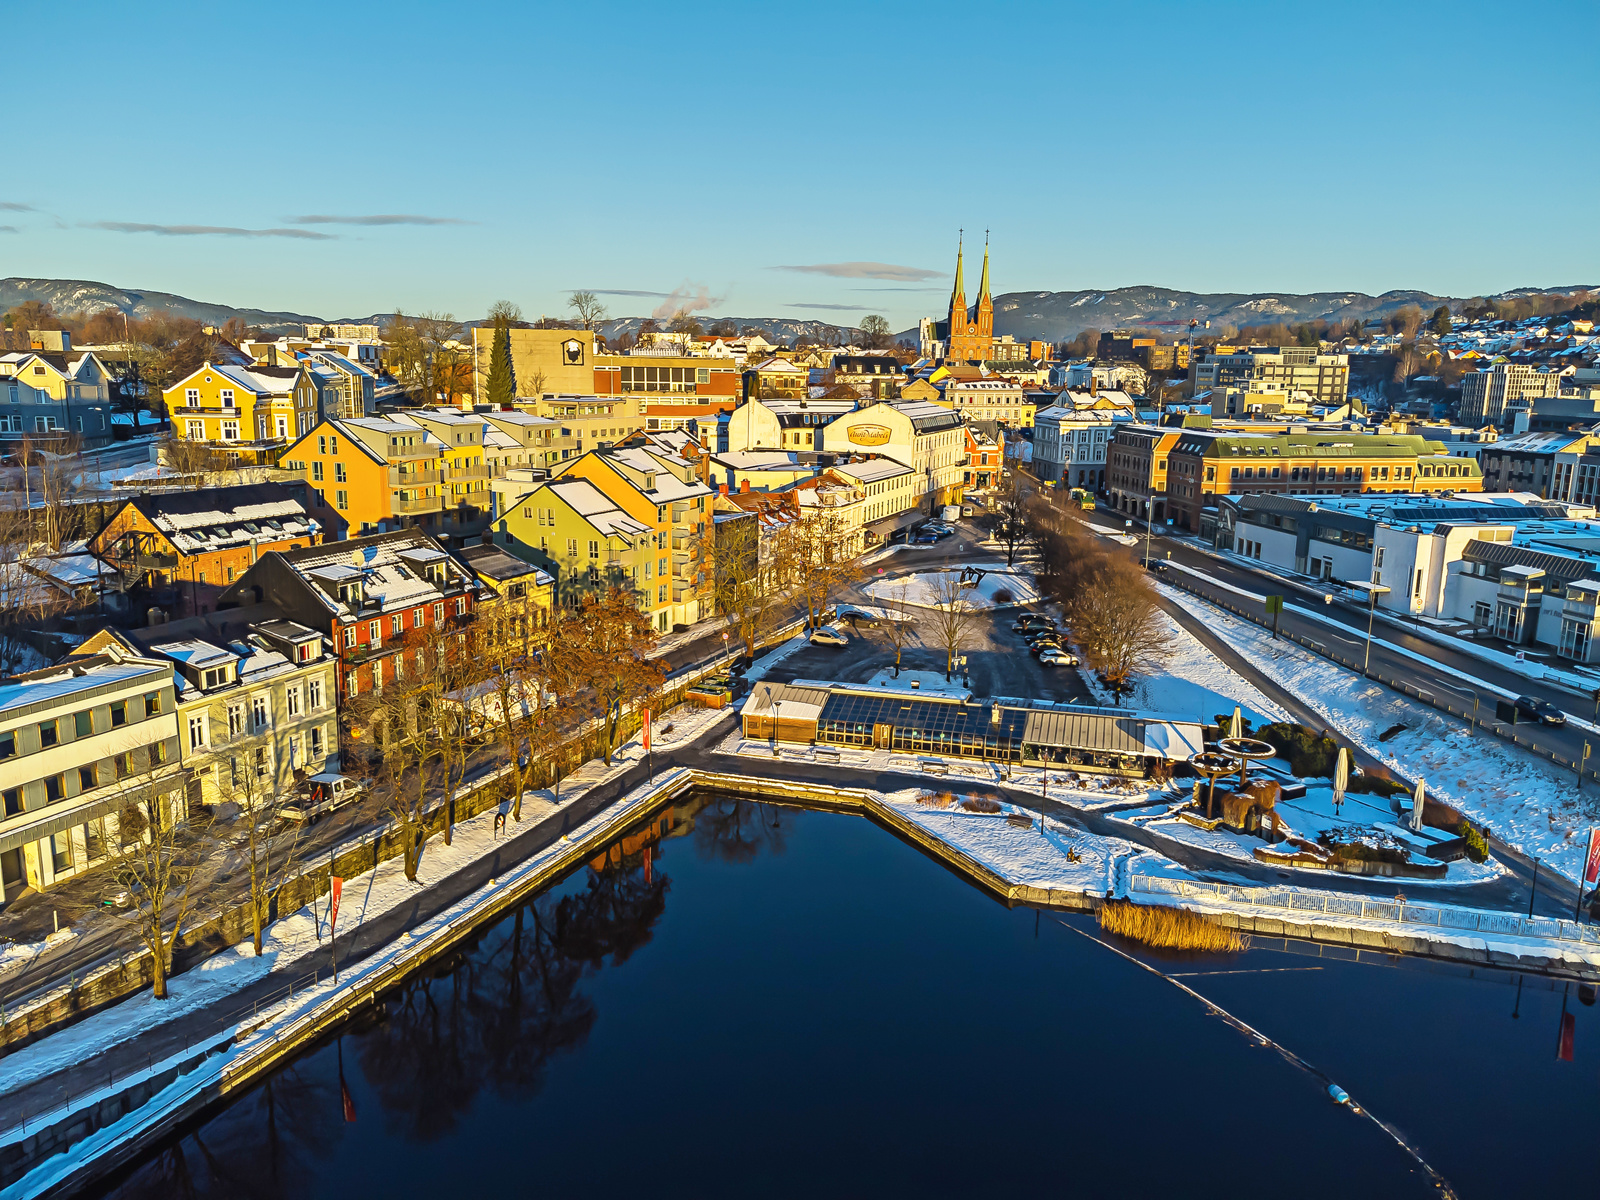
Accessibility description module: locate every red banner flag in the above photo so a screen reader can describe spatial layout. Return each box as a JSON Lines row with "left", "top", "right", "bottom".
{"left": 1585, "top": 829, "right": 1600, "bottom": 885}
{"left": 341, "top": 1075, "right": 357, "bottom": 1122}
{"left": 642, "top": 708, "right": 651, "bottom": 753}
{"left": 1558, "top": 1011, "right": 1576, "bottom": 1062}
{"left": 329, "top": 876, "right": 343, "bottom": 935}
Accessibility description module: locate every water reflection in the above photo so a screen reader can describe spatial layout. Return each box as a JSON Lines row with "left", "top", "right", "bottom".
{"left": 103, "top": 794, "right": 769, "bottom": 1198}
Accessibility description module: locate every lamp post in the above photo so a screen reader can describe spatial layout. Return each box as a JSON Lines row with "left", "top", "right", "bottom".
{"left": 1349, "top": 581, "right": 1390, "bottom": 675}
{"left": 1143, "top": 499, "right": 1154, "bottom": 569}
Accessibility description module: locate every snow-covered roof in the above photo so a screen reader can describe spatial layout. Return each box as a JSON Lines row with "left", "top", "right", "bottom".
{"left": 0, "top": 657, "right": 170, "bottom": 716}
{"left": 832, "top": 458, "right": 912, "bottom": 483}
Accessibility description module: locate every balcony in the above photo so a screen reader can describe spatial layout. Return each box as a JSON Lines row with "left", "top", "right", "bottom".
{"left": 447, "top": 464, "right": 491, "bottom": 481}
{"left": 393, "top": 494, "right": 444, "bottom": 515}
{"left": 389, "top": 467, "right": 443, "bottom": 487}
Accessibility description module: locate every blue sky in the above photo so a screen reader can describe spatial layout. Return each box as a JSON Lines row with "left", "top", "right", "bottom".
{"left": 4, "top": 1, "right": 1596, "bottom": 328}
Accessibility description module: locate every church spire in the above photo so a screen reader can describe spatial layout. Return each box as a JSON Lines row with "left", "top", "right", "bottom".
{"left": 977, "top": 230, "right": 991, "bottom": 301}
{"left": 949, "top": 230, "right": 966, "bottom": 314}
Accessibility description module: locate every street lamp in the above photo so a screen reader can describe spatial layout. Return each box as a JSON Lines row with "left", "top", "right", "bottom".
{"left": 1347, "top": 581, "right": 1390, "bottom": 675}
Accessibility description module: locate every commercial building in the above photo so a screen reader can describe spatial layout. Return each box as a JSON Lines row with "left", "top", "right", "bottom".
{"left": 942, "top": 377, "right": 1035, "bottom": 427}
{"left": 740, "top": 681, "right": 1201, "bottom": 776}
{"left": 471, "top": 329, "right": 741, "bottom": 407}
{"left": 1107, "top": 425, "right": 1182, "bottom": 523}
{"left": 1032, "top": 406, "right": 1131, "bottom": 488}
{"left": 725, "top": 396, "right": 859, "bottom": 453}
{"left": 1191, "top": 346, "right": 1350, "bottom": 407}
{"left": 964, "top": 424, "right": 1003, "bottom": 492}
{"left": 1164, "top": 429, "right": 1482, "bottom": 533}
{"left": 819, "top": 400, "right": 967, "bottom": 512}
{"left": 1459, "top": 363, "right": 1564, "bottom": 426}
{"left": 0, "top": 650, "right": 185, "bottom": 904}
{"left": 1478, "top": 427, "right": 1600, "bottom": 501}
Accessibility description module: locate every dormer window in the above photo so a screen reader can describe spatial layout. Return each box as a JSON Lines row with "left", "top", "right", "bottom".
{"left": 202, "top": 666, "right": 230, "bottom": 689}
{"left": 338, "top": 581, "right": 364, "bottom": 605}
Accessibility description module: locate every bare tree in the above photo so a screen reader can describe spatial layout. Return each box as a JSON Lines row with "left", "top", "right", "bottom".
{"left": 928, "top": 574, "right": 981, "bottom": 681}
{"left": 100, "top": 754, "right": 213, "bottom": 999}
{"left": 702, "top": 510, "right": 785, "bottom": 659}
{"left": 1065, "top": 555, "right": 1171, "bottom": 702}
{"left": 872, "top": 582, "right": 915, "bottom": 678}
{"left": 563, "top": 588, "right": 665, "bottom": 765}
{"left": 781, "top": 508, "right": 863, "bottom": 631}
{"left": 472, "top": 590, "right": 548, "bottom": 823}
{"left": 992, "top": 470, "right": 1032, "bottom": 568}
{"left": 219, "top": 728, "right": 309, "bottom": 956}
{"left": 567, "top": 292, "right": 608, "bottom": 332}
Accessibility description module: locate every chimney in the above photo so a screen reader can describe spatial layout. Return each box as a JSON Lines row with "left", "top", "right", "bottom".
{"left": 740, "top": 479, "right": 751, "bottom": 493}
{"left": 719, "top": 483, "right": 729, "bottom": 495}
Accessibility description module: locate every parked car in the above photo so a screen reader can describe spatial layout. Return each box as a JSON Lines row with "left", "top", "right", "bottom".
{"left": 280, "top": 773, "right": 371, "bottom": 824}
{"left": 930, "top": 524, "right": 956, "bottom": 539}
{"left": 809, "top": 625, "right": 849, "bottom": 647}
{"left": 961, "top": 505, "right": 974, "bottom": 517}
{"left": 1039, "top": 649, "right": 1080, "bottom": 667}
{"left": 1514, "top": 695, "right": 1567, "bottom": 726}
{"left": 1013, "top": 614, "right": 1055, "bottom": 632}
{"left": 1029, "top": 640, "right": 1063, "bottom": 658}
{"left": 911, "top": 531, "right": 940, "bottom": 545}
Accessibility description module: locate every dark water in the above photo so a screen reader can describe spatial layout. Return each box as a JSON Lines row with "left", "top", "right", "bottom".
{"left": 97, "top": 796, "right": 1598, "bottom": 1199}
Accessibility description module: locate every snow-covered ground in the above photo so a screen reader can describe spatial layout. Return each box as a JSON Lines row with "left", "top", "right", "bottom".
{"left": 744, "top": 632, "right": 810, "bottom": 683}
{"left": 864, "top": 567, "right": 1038, "bottom": 611}
{"left": 1077, "top": 607, "right": 1289, "bottom": 728}
{"left": 1161, "top": 583, "right": 1594, "bottom": 885}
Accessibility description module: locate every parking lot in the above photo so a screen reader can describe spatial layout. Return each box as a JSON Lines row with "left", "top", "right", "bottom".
{"left": 760, "top": 604, "right": 1091, "bottom": 704}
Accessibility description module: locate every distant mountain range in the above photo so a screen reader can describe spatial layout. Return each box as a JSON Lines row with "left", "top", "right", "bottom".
{"left": 987, "top": 284, "right": 1597, "bottom": 342}
{"left": 3, "top": 276, "right": 1592, "bottom": 347}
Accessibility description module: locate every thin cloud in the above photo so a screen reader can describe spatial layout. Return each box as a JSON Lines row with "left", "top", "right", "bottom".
{"left": 772, "top": 261, "right": 942, "bottom": 282}
{"left": 850, "top": 286, "right": 945, "bottom": 293}
{"left": 0, "top": 226, "right": 17, "bottom": 234}
{"left": 788, "top": 302, "right": 871, "bottom": 312}
{"left": 0, "top": 202, "right": 33, "bottom": 213}
{"left": 289, "top": 213, "right": 471, "bottom": 226}
{"left": 88, "top": 221, "right": 334, "bottom": 240}
{"left": 587, "top": 288, "right": 672, "bottom": 298}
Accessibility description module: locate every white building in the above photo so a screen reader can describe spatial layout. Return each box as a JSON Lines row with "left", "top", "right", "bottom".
{"left": 819, "top": 400, "right": 967, "bottom": 512}
{"left": 1032, "top": 406, "right": 1131, "bottom": 488}
{"left": 0, "top": 650, "right": 186, "bottom": 903}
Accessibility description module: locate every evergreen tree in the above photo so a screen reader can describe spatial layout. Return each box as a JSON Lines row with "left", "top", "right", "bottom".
{"left": 1429, "top": 305, "right": 1452, "bottom": 336}
{"left": 485, "top": 315, "right": 516, "bottom": 407}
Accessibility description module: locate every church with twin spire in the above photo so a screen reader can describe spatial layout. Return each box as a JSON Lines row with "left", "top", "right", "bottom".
{"left": 918, "top": 233, "right": 1037, "bottom": 365}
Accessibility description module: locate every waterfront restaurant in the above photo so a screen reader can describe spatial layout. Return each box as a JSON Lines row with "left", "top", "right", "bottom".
{"left": 740, "top": 681, "right": 1202, "bottom": 777}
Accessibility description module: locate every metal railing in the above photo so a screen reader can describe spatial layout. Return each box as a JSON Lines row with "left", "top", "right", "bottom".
{"left": 389, "top": 467, "right": 443, "bottom": 486}
{"left": 393, "top": 494, "right": 443, "bottom": 515}
{"left": 1130, "top": 870, "right": 1600, "bottom": 947}
{"left": 447, "top": 464, "right": 491, "bottom": 481}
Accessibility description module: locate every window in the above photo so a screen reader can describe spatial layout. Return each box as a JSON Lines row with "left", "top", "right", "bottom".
{"left": 312, "top": 461, "right": 324, "bottom": 481}
{"left": 188, "top": 714, "right": 208, "bottom": 750}
{"left": 368, "top": 620, "right": 380, "bottom": 644}
{"left": 336, "top": 490, "right": 348, "bottom": 510}
{"left": 391, "top": 614, "right": 403, "bottom": 636}
{"left": 455, "top": 597, "right": 466, "bottom": 616}
{"left": 38, "top": 719, "right": 58, "bottom": 749}
{"left": 221, "top": 420, "right": 239, "bottom": 441}
{"left": 146, "top": 693, "right": 161, "bottom": 717}
{"left": 0, "top": 730, "right": 13, "bottom": 759}
{"left": 253, "top": 746, "right": 269, "bottom": 780}
{"left": 308, "top": 678, "right": 323, "bottom": 710}
{"left": 187, "top": 419, "right": 204, "bottom": 440}
{"left": 412, "top": 608, "right": 424, "bottom": 628}
{"left": 220, "top": 388, "right": 235, "bottom": 405}
{"left": 310, "top": 726, "right": 324, "bottom": 758}
{"left": 185, "top": 388, "right": 200, "bottom": 405}
{"left": 567, "top": 538, "right": 578, "bottom": 557}
{"left": 287, "top": 686, "right": 301, "bottom": 717}
{"left": 44, "top": 774, "right": 65, "bottom": 802}
{"left": 343, "top": 626, "right": 356, "bottom": 649}
{"left": 433, "top": 602, "right": 444, "bottom": 622}
{"left": 335, "top": 462, "right": 347, "bottom": 482}
{"left": 51, "top": 831, "right": 72, "bottom": 874}
{"left": 252, "top": 695, "right": 269, "bottom": 730}
{"left": 589, "top": 539, "right": 600, "bottom": 559}
{"left": 79, "top": 765, "right": 99, "bottom": 791}
{"left": 3, "top": 787, "right": 20, "bottom": 816}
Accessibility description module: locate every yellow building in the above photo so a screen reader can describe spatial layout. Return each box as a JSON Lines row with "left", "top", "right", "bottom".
{"left": 165, "top": 362, "right": 322, "bottom": 465}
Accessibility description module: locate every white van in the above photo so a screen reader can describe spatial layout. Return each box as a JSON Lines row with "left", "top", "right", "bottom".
{"left": 281, "top": 773, "right": 370, "bottom": 824}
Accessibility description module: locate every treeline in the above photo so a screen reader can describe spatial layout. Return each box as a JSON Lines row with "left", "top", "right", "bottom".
{"left": 1025, "top": 491, "right": 1171, "bottom": 700}
{"left": 1, "top": 299, "right": 258, "bottom": 400}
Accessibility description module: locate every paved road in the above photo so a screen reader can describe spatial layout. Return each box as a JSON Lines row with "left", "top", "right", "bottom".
{"left": 1097, "top": 512, "right": 1600, "bottom": 772}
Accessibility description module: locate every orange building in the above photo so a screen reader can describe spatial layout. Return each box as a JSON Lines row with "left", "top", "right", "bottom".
{"left": 279, "top": 417, "right": 448, "bottom": 539}
{"left": 90, "top": 482, "right": 329, "bottom": 615}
